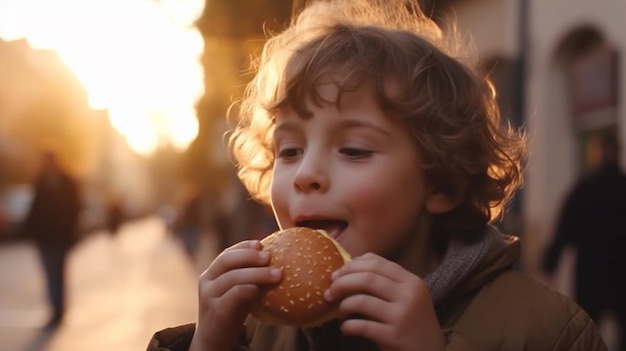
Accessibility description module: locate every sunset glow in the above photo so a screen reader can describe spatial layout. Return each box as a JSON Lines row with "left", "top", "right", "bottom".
{"left": 0, "top": 0, "right": 205, "bottom": 155}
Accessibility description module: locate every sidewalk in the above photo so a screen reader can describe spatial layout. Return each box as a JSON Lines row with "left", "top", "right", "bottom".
{"left": 0, "top": 216, "right": 216, "bottom": 351}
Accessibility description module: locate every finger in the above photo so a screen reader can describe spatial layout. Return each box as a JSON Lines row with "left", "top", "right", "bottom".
{"left": 204, "top": 266, "right": 282, "bottom": 297}
{"left": 325, "top": 271, "right": 396, "bottom": 303}
{"left": 216, "top": 283, "right": 261, "bottom": 321}
{"left": 203, "top": 283, "right": 260, "bottom": 344}
{"left": 219, "top": 239, "right": 263, "bottom": 254}
{"left": 203, "top": 245, "right": 270, "bottom": 280}
{"left": 336, "top": 293, "right": 393, "bottom": 324}
{"left": 332, "top": 253, "right": 408, "bottom": 283}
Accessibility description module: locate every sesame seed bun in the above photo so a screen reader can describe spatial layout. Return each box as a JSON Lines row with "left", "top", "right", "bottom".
{"left": 250, "top": 227, "right": 351, "bottom": 328}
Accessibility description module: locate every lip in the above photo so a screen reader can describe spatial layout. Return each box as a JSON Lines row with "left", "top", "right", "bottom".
{"left": 294, "top": 216, "right": 347, "bottom": 241}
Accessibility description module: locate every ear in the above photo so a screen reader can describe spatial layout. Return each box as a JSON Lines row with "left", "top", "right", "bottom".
{"left": 425, "top": 190, "right": 462, "bottom": 214}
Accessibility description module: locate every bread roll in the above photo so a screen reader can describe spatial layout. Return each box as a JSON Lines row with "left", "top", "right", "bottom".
{"left": 250, "top": 227, "right": 351, "bottom": 328}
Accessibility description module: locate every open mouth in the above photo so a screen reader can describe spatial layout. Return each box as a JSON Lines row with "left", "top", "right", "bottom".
{"left": 296, "top": 219, "right": 347, "bottom": 240}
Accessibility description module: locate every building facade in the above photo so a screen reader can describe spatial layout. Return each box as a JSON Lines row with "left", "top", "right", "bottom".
{"left": 443, "top": 0, "right": 625, "bottom": 293}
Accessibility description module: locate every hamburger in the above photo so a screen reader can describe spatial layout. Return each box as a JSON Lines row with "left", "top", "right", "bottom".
{"left": 250, "top": 227, "right": 351, "bottom": 328}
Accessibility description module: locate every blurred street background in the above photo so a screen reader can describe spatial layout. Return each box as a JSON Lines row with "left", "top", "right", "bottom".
{"left": 0, "top": 0, "right": 625, "bottom": 350}
{"left": 0, "top": 215, "right": 215, "bottom": 351}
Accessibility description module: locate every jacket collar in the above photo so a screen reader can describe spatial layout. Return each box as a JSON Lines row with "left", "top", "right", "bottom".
{"left": 435, "top": 231, "right": 520, "bottom": 326}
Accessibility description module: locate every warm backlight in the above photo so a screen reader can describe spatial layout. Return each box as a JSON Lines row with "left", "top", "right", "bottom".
{"left": 0, "top": 0, "right": 205, "bottom": 155}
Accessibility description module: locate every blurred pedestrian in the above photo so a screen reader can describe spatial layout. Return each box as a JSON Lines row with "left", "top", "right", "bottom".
{"left": 0, "top": 206, "right": 7, "bottom": 240}
{"left": 224, "top": 178, "right": 278, "bottom": 251}
{"left": 543, "top": 133, "right": 626, "bottom": 350}
{"left": 23, "top": 151, "right": 82, "bottom": 328}
{"left": 158, "top": 204, "right": 177, "bottom": 236}
{"left": 105, "top": 194, "right": 124, "bottom": 236}
{"left": 174, "top": 183, "right": 203, "bottom": 260}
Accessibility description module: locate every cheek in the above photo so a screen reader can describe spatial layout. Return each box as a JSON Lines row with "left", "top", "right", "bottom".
{"left": 345, "top": 162, "right": 425, "bottom": 211}
{"left": 344, "top": 167, "right": 427, "bottom": 233}
{"left": 347, "top": 181, "right": 420, "bottom": 221}
{"left": 344, "top": 181, "right": 421, "bottom": 255}
{"left": 346, "top": 182, "right": 391, "bottom": 211}
{"left": 344, "top": 182, "right": 381, "bottom": 214}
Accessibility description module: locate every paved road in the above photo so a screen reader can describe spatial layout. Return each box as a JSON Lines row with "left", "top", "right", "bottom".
{"left": 0, "top": 216, "right": 216, "bottom": 351}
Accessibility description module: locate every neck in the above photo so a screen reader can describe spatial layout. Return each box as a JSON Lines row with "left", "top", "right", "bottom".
{"left": 392, "top": 214, "right": 441, "bottom": 278}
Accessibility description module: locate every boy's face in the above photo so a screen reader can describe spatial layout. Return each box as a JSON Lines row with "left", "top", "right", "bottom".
{"left": 270, "top": 82, "right": 435, "bottom": 259}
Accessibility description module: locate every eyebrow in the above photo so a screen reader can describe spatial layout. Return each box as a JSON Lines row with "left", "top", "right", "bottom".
{"left": 273, "top": 120, "right": 300, "bottom": 135}
{"left": 336, "top": 119, "right": 393, "bottom": 138}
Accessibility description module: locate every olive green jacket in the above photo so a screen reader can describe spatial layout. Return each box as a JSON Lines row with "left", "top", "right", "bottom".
{"left": 147, "top": 235, "right": 607, "bottom": 351}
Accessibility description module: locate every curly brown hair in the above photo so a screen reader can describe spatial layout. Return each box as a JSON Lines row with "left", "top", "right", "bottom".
{"left": 228, "top": 0, "right": 526, "bottom": 239}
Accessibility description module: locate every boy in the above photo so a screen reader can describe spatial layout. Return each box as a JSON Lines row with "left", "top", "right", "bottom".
{"left": 148, "top": 0, "right": 607, "bottom": 350}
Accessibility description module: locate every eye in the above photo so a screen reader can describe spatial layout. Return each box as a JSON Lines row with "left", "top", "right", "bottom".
{"left": 277, "top": 147, "right": 303, "bottom": 160}
{"left": 339, "top": 147, "right": 373, "bottom": 159}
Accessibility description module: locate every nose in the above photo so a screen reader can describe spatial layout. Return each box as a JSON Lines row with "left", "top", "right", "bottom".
{"left": 293, "top": 151, "right": 328, "bottom": 194}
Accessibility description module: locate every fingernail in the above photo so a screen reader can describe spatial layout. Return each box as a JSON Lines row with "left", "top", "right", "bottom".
{"left": 249, "top": 240, "right": 260, "bottom": 248}
{"left": 324, "top": 289, "right": 333, "bottom": 301}
{"left": 270, "top": 268, "right": 282, "bottom": 279}
{"left": 331, "top": 270, "right": 339, "bottom": 281}
{"left": 259, "top": 251, "right": 270, "bottom": 260}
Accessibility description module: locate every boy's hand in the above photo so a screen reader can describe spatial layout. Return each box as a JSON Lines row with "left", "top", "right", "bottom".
{"left": 189, "top": 240, "right": 282, "bottom": 351}
{"left": 324, "top": 253, "right": 445, "bottom": 351}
